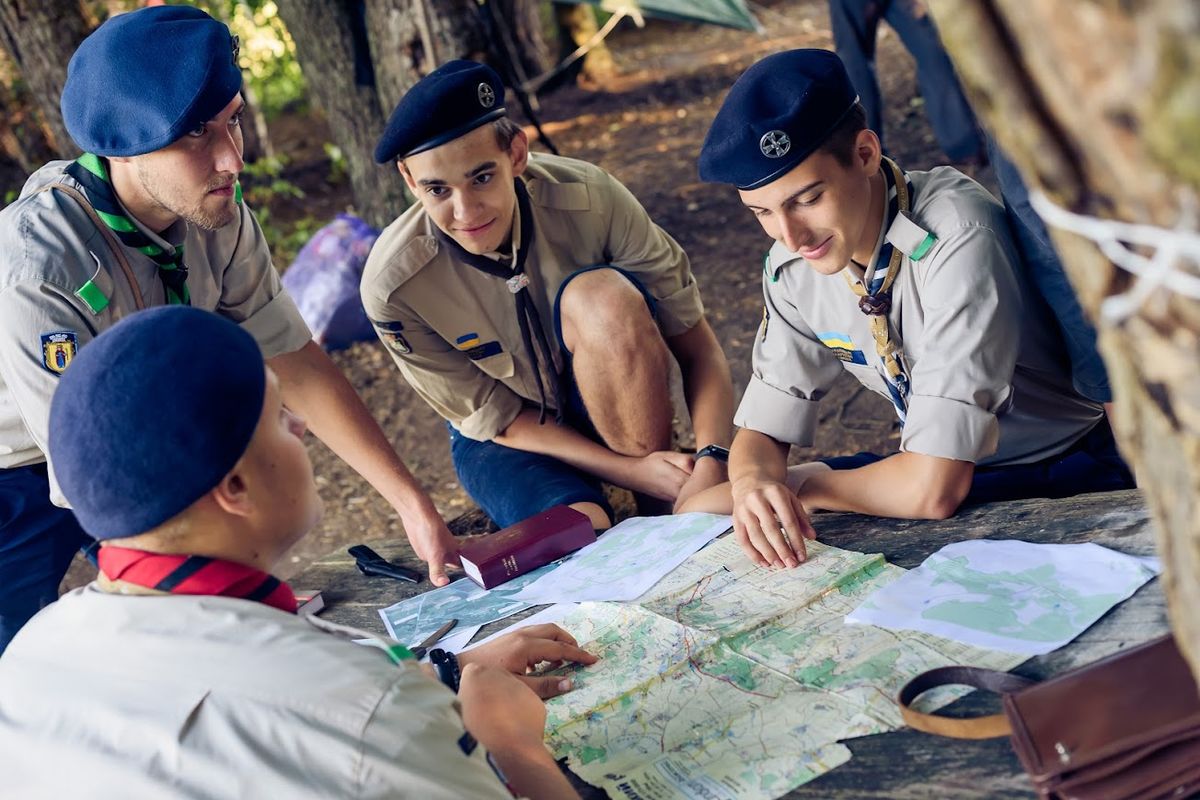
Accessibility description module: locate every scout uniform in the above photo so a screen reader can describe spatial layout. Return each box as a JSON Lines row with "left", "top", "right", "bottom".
{"left": 697, "top": 49, "right": 1132, "bottom": 503}
{"left": 364, "top": 61, "right": 705, "bottom": 527}
{"left": 0, "top": 308, "right": 512, "bottom": 798}
{"left": 0, "top": 6, "right": 309, "bottom": 652}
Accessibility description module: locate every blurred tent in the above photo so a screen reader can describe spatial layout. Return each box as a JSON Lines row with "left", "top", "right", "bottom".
{"left": 557, "top": 0, "right": 762, "bottom": 32}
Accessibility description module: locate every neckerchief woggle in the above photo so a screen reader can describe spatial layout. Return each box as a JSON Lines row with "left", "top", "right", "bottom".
{"left": 842, "top": 157, "right": 928, "bottom": 423}
{"left": 66, "top": 153, "right": 243, "bottom": 306}
{"left": 433, "top": 179, "right": 567, "bottom": 425}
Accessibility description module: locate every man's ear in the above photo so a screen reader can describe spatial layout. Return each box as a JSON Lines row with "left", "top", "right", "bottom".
{"left": 509, "top": 128, "right": 530, "bottom": 178}
{"left": 855, "top": 129, "right": 882, "bottom": 175}
{"left": 210, "top": 468, "right": 253, "bottom": 518}
{"left": 397, "top": 160, "right": 417, "bottom": 192}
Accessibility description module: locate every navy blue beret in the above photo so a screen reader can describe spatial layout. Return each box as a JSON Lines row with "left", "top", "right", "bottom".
{"left": 49, "top": 307, "right": 266, "bottom": 541}
{"left": 61, "top": 6, "right": 243, "bottom": 157}
{"left": 374, "top": 60, "right": 507, "bottom": 163}
{"left": 698, "top": 49, "right": 859, "bottom": 189}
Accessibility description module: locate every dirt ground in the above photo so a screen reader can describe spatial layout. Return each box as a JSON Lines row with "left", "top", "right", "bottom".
{"left": 65, "top": 0, "right": 994, "bottom": 589}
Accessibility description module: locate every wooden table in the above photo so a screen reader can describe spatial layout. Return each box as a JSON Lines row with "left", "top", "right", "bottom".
{"left": 291, "top": 489, "right": 1165, "bottom": 798}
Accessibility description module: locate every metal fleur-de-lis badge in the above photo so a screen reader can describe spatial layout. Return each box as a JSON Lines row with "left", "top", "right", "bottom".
{"left": 231, "top": 34, "right": 240, "bottom": 66}
{"left": 478, "top": 82, "right": 496, "bottom": 108}
{"left": 760, "top": 130, "right": 791, "bottom": 159}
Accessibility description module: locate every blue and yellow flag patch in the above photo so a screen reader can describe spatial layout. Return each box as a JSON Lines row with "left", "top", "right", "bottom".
{"left": 817, "top": 331, "right": 867, "bottom": 365}
{"left": 455, "top": 332, "right": 502, "bottom": 361}
{"left": 41, "top": 331, "right": 78, "bottom": 375}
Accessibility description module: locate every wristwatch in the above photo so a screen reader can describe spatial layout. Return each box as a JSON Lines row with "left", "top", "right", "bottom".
{"left": 695, "top": 444, "right": 730, "bottom": 463}
{"left": 429, "top": 648, "right": 461, "bottom": 693}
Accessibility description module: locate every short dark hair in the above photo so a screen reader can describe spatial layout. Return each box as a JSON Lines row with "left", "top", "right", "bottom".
{"left": 493, "top": 117, "right": 523, "bottom": 152}
{"left": 818, "top": 102, "right": 868, "bottom": 167}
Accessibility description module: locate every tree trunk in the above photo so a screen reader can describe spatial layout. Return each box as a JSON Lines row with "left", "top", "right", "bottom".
{"left": 927, "top": 0, "right": 1200, "bottom": 682}
{"left": 0, "top": 48, "right": 56, "bottom": 173}
{"left": 0, "top": 0, "right": 94, "bottom": 158}
{"left": 554, "top": 2, "right": 616, "bottom": 87}
{"left": 275, "top": 0, "right": 409, "bottom": 230}
{"left": 490, "top": 0, "right": 550, "bottom": 86}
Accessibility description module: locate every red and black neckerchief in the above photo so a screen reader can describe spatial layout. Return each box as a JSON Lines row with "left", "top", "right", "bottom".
{"left": 97, "top": 546, "right": 297, "bottom": 614}
{"left": 433, "top": 178, "right": 566, "bottom": 425}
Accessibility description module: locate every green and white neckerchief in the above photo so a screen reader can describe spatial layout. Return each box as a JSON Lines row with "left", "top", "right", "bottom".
{"left": 66, "top": 152, "right": 207, "bottom": 306}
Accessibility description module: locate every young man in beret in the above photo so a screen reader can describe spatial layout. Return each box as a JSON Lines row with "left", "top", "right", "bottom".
{"left": 0, "top": 306, "right": 593, "bottom": 798}
{"left": 679, "top": 49, "right": 1133, "bottom": 568}
{"left": 361, "top": 61, "right": 735, "bottom": 530}
{"left": 0, "top": 6, "right": 462, "bottom": 652}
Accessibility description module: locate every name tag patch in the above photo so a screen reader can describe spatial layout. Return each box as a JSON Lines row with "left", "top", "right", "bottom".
{"left": 818, "top": 331, "right": 867, "bottom": 365}
{"left": 41, "top": 331, "right": 78, "bottom": 375}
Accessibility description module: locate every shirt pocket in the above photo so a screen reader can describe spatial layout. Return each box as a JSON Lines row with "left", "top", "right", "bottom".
{"left": 472, "top": 350, "right": 515, "bottom": 380}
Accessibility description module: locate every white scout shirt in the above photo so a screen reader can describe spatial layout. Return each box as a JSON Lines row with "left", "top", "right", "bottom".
{"left": 0, "top": 586, "right": 516, "bottom": 799}
{"left": 360, "top": 153, "right": 705, "bottom": 442}
{"left": 0, "top": 161, "right": 311, "bottom": 479}
{"left": 736, "top": 166, "right": 1103, "bottom": 466}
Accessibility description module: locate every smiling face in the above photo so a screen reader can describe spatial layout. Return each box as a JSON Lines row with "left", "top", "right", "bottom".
{"left": 399, "top": 123, "right": 529, "bottom": 255}
{"left": 737, "top": 129, "right": 885, "bottom": 275}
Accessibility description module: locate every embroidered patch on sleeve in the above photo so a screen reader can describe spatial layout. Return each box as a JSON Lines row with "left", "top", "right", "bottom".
{"left": 370, "top": 319, "right": 411, "bottom": 354}
{"left": 817, "top": 331, "right": 868, "bottom": 365}
{"left": 41, "top": 331, "right": 78, "bottom": 375}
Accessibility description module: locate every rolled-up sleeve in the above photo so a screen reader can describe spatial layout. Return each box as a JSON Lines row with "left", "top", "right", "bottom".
{"left": 362, "top": 296, "right": 523, "bottom": 442}
{"left": 899, "top": 223, "right": 1020, "bottom": 462}
{"left": 734, "top": 277, "right": 844, "bottom": 445}
{"left": 217, "top": 205, "right": 311, "bottom": 358}
{"left": 601, "top": 174, "right": 703, "bottom": 337}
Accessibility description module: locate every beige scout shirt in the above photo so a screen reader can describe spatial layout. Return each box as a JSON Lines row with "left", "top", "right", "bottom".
{"left": 0, "top": 161, "right": 311, "bottom": 476}
{"left": 0, "top": 587, "right": 515, "bottom": 799}
{"left": 361, "top": 153, "right": 704, "bottom": 441}
{"left": 736, "top": 166, "right": 1103, "bottom": 467}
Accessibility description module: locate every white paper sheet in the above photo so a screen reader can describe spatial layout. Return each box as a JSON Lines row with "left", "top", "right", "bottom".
{"left": 512, "top": 513, "right": 731, "bottom": 604}
{"left": 846, "top": 539, "right": 1160, "bottom": 655}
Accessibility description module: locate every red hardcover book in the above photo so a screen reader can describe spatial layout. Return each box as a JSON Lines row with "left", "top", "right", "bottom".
{"left": 459, "top": 505, "right": 595, "bottom": 589}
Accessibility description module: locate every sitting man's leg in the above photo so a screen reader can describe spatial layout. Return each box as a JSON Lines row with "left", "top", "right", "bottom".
{"left": 556, "top": 267, "right": 674, "bottom": 457}
{"left": 448, "top": 424, "right": 612, "bottom": 530}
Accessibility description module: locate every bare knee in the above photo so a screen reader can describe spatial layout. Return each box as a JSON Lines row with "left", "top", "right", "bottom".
{"left": 559, "top": 269, "right": 658, "bottom": 355}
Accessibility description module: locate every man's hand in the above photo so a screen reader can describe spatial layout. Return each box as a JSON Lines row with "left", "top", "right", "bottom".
{"left": 623, "top": 451, "right": 694, "bottom": 501}
{"left": 730, "top": 476, "right": 816, "bottom": 568}
{"left": 458, "top": 664, "right": 550, "bottom": 755}
{"left": 401, "top": 503, "right": 460, "bottom": 587}
{"left": 459, "top": 623, "right": 598, "bottom": 699}
{"left": 673, "top": 455, "right": 727, "bottom": 513}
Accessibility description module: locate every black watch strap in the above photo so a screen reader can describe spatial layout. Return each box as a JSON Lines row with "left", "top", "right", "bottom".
{"left": 695, "top": 444, "right": 730, "bottom": 463}
{"left": 429, "top": 648, "right": 461, "bottom": 693}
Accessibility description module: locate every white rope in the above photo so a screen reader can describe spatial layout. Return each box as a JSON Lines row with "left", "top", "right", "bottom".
{"left": 1029, "top": 190, "right": 1200, "bottom": 324}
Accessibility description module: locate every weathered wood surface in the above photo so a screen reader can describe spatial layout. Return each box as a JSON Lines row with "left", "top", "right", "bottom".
{"left": 291, "top": 489, "right": 1165, "bottom": 798}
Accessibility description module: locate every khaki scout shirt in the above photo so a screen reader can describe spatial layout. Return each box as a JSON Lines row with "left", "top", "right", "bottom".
{"left": 0, "top": 587, "right": 515, "bottom": 799}
{"left": 361, "top": 153, "right": 704, "bottom": 441}
{"left": 0, "top": 161, "right": 311, "bottom": 477}
{"left": 736, "top": 166, "right": 1102, "bottom": 467}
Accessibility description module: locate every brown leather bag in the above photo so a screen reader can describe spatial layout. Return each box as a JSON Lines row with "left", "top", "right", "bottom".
{"left": 897, "top": 636, "right": 1200, "bottom": 799}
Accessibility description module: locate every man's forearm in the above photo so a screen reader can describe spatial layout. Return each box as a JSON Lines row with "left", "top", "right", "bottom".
{"left": 729, "top": 428, "right": 790, "bottom": 485}
{"left": 798, "top": 451, "right": 974, "bottom": 519}
{"left": 493, "top": 408, "right": 634, "bottom": 485}
{"left": 487, "top": 744, "right": 581, "bottom": 800}
{"left": 268, "top": 341, "right": 438, "bottom": 516}
{"left": 670, "top": 320, "right": 734, "bottom": 449}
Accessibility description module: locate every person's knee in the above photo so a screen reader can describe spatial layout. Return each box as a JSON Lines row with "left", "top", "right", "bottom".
{"left": 559, "top": 269, "right": 658, "bottom": 356}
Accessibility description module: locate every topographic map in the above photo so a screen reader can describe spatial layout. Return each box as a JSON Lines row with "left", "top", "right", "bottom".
{"left": 542, "top": 538, "right": 1025, "bottom": 800}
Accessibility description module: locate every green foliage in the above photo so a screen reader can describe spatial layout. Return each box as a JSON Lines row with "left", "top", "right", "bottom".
{"left": 256, "top": 207, "right": 322, "bottom": 271}
{"left": 198, "top": 0, "right": 308, "bottom": 118}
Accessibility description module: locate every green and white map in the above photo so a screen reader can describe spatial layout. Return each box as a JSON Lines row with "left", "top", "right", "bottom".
{"left": 542, "top": 538, "right": 1026, "bottom": 800}
{"left": 845, "top": 539, "right": 1159, "bottom": 655}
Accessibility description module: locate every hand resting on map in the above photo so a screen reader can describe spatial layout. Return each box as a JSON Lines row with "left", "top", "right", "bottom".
{"left": 458, "top": 623, "right": 599, "bottom": 699}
